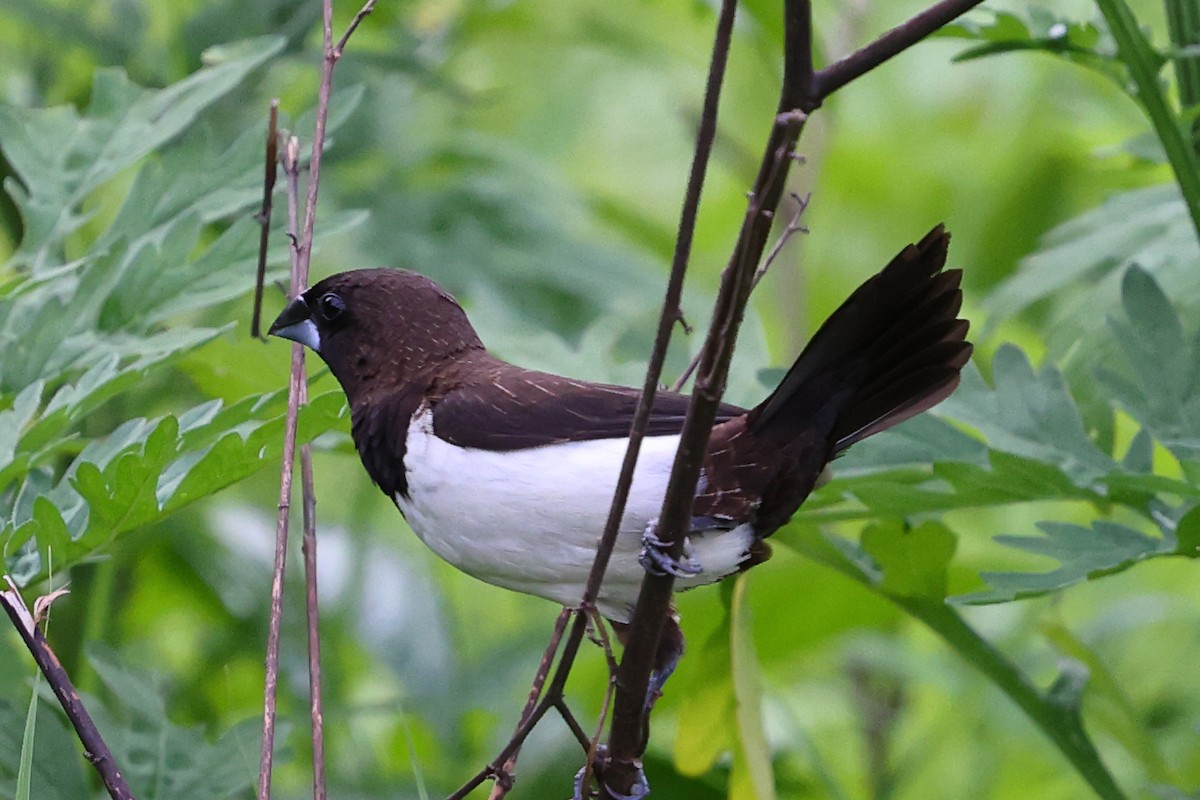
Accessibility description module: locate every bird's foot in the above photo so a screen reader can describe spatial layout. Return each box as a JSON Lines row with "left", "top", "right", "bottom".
{"left": 573, "top": 746, "right": 650, "bottom": 800}
{"left": 638, "top": 526, "right": 702, "bottom": 578}
{"left": 644, "top": 659, "right": 678, "bottom": 714}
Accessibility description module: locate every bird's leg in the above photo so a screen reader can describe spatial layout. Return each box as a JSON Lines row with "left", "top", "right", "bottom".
{"left": 573, "top": 746, "right": 649, "bottom": 800}
{"left": 644, "top": 612, "right": 684, "bottom": 716}
{"left": 638, "top": 521, "right": 702, "bottom": 578}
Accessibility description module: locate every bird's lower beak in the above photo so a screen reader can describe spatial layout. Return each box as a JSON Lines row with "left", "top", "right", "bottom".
{"left": 268, "top": 297, "right": 321, "bottom": 352}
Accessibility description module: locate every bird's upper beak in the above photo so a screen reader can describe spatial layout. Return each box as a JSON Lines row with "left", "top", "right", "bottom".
{"left": 268, "top": 296, "right": 321, "bottom": 352}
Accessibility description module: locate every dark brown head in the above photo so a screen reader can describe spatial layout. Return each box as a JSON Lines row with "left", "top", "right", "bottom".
{"left": 268, "top": 269, "right": 484, "bottom": 406}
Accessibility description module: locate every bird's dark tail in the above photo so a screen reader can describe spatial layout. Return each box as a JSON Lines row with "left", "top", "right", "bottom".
{"left": 747, "top": 225, "right": 971, "bottom": 453}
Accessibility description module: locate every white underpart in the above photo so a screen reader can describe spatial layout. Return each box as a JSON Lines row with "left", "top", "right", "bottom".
{"left": 396, "top": 406, "right": 755, "bottom": 622}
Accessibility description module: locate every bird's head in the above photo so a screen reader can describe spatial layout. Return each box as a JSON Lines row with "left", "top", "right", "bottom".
{"left": 268, "top": 268, "right": 484, "bottom": 403}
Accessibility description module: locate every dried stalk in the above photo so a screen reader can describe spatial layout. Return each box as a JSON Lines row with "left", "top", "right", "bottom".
{"left": 256, "top": 2, "right": 376, "bottom": 798}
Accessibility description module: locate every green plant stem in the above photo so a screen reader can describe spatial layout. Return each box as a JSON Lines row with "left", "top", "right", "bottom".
{"left": 1095, "top": 0, "right": 1200, "bottom": 244}
{"left": 898, "top": 600, "right": 1127, "bottom": 800}
{"left": 1165, "top": 0, "right": 1200, "bottom": 148}
{"left": 790, "top": 532, "right": 1128, "bottom": 800}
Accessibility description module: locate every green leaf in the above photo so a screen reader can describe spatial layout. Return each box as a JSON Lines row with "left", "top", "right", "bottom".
{"left": 984, "top": 185, "right": 1200, "bottom": 348}
{"left": 3, "top": 391, "right": 347, "bottom": 583}
{"left": 83, "top": 644, "right": 258, "bottom": 800}
{"left": 939, "top": 348, "right": 1116, "bottom": 487}
{"left": 941, "top": 7, "right": 1118, "bottom": 75}
{"left": 728, "top": 574, "right": 776, "bottom": 800}
{"left": 674, "top": 596, "right": 735, "bottom": 775}
{"left": 0, "top": 699, "right": 89, "bottom": 800}
{"left": 1043, "top": 622, "right": 1173, "bottom": 783}
{"left": 1174, "top": 504, "right": 1200, "bottom": 556}
{"left": 1096, "top": 267, "right": 1200, "bottom": 461}
{"left": 0, "top": 36, "right": 283, "bottom": 272}
{"left": 860, "top": 519, "right": 956, "bottom": 600}
{"left": 959, "top": 520, "right": 1170, "bottom": 604}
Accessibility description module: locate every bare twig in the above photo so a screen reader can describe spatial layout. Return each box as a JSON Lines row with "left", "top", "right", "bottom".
{"left": 258, "top": 300, "right": 304, "bottom": 800}
{"left": 1, "top": 578, "right": 135, "bottom": 800}
{"left": 576, "top": 614, "right": 619, "bottom": 798}
{"left": 334, "top": 0, "right": 377, "bottom": 56}
{"left": 601, "top": 0, "right": 987, "bottom": 794}
{"left": 250, "top": 100, "right": 280, "bottom": 340}
{"left": 670, "top": 191, "right": 810, "bottom": 393}
{"left": 281, "top": 135, "right": 329, "bottom": 800}
{"left": 449, "top": 3, "right": 741, "bottom": 797}
{"left": 486, "top": 608, "right": 572, "bottom": 800}
{"left": 258, "top": 2, "right": 375, "bottom": 798}
{"left": 814, "top": 0, "right": 987, "bottom": 99}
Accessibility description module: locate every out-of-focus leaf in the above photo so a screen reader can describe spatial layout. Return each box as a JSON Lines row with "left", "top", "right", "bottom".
{"left": 674, "top": 592, "right": 735, "bottom": 775}
{"left": 0, "top": 699, "right": 89, "bottom": 800}
{"left": 84, "top": 644, "right": 259, "bottom": 800}
{"left": 958, "top": 520, "right": 1171, "bottom": 604}
{"left": 1096, "top": 267, "right": 1200, "bottom": 462}
{"left": 0, "top": 37, "right": 283, "bottom": 272}
{"left": 1042, "top": 622, "right": 1173, "bottom": 783}
{"left": 728, "top": 574, "right": 776, "bottom": 800}
{"left": 860, "top": 520, "right": 956, "bottom": 600}
{"left": 984, "top": 185, "right": 1200, "bottom": 348}
{"left": 940, "top": 7, "right": 1119, "bottom": 78}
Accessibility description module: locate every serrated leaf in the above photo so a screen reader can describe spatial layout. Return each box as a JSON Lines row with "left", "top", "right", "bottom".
{"left": 939, "top": 347, "right": 1116, "bottom": 486}
{"left": 1096, "top": 267, "right": 1200, "bottom": 461}
{"left": 984, "top": 185, "right": 1200, "bottom": 348}
{"left": 3, "top": 392, "right": 346, "bottom": 582}
{"left": 0, "top": 37, "right": 283, "bottom": 272}
{"left": 834, "top": 412, "right": 988, "bottom": 474}
{"left": 959, "top": 520, "right": 1169, "bottom": 604}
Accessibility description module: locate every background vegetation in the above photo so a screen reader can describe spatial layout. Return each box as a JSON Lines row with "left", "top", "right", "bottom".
{"left": 1, "top": 0, "right": 1198, "bottom": 798}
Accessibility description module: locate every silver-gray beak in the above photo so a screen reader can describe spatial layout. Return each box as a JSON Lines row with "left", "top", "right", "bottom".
{"left": 268, "top": 296, "right": 321, "bottom": 352}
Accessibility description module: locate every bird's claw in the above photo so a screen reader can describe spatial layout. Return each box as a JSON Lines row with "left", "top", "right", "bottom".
{"left": 573, "top": 746, "right": 650, "bottom": 800}
{"left": 638, "top": 527, "right": 702, "bottom": 578}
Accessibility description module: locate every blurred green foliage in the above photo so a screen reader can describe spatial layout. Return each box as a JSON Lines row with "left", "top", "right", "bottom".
{"left": 1, "top": 1, "right": 1199, "bottom": 799}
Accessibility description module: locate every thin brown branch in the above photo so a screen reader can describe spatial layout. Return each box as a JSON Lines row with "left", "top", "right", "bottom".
{"left": 486, "top": 608, "right": 572, "bottom": 800}
{"left": 446, "top": 0, "right": 987, "bottom": 794}
{"left": 285, "top": 135, "right": 329, "bottom": 800}
{"left": 334, "top": 0, "right": 377, "bottom": 56}
{"left": 573, "top": 0, "right": 737, "bottom": 624}
{"left": 604, "top": 0, "right": 813, "bottom": 775}
{"left": 250, "top": 100, "right": 279, "bottom": 341}
{"left": 670, "top": 191, "right": 810, "bottom": 393}
{"left": 451, "top": 2, "right": 739, "bottom": 796}
{"left": 259, "top": 1, "right": 375, "bottom": 796}
{"left": 813, "top": 0, "right": 988, "bottom": 100}
{"left": 1, "top": 578, "right": 135, "bottom": 800}
{"left": 258, "top": 319, "right": 303, "bottom": 800}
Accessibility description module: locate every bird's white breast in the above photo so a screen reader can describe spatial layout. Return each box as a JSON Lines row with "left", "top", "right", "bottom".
{"left": 395, "top": 406, "right": 754, "bottom": 621}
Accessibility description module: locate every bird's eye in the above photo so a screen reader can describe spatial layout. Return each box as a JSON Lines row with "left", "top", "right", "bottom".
{"left": 316, "top": 292, "right": 345, "bottom": 321}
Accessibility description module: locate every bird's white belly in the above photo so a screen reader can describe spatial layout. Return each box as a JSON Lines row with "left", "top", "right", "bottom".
{"left": 395, "top": 407, "right": 754, "bottom": 621}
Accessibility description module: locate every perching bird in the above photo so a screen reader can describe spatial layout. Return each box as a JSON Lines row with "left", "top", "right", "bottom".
{"left": 269, "top": 225, "right": 970, "bottom": 679}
